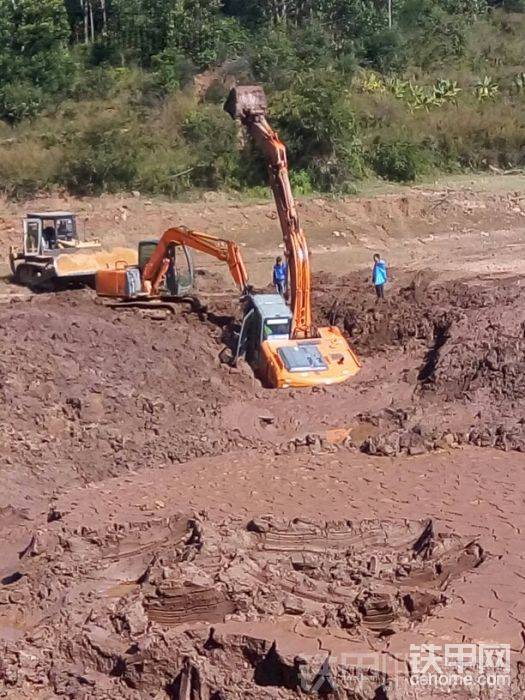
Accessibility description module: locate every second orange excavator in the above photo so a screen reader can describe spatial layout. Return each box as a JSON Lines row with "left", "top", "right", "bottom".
{"left": 95, "top": 226, "right": 249, "bottom": 299}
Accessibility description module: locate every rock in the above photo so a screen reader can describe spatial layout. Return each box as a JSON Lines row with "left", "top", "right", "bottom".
{"left": 247, "top": 517, "right": 271, "bottom": 533}
{"left": 408, "top": 444, "right": 427, "bottom": 456}
{"left": 113, "top": 598, "right": 148, "bottom": 637}
{"left": 283, "top": 595, "right": 306, "bottom": 615}
{"left": 303, "top": 613, "right": 321, "bottom": 627}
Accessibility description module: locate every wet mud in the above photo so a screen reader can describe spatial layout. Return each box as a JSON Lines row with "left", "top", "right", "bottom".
{"left": 1, "top": 270, "right": 525, "bottom": 697}
{"left": 0, "top": 509, "right": 487, "bottom": 698}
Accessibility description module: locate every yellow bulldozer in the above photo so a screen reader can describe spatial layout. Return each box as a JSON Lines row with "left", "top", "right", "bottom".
{"left": 9, "top": 212, "right": 137, "bottom": 291}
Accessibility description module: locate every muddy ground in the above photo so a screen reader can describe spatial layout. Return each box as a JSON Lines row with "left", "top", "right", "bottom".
{"left": 1, "top": 179, "right": 525, "bottom": 698}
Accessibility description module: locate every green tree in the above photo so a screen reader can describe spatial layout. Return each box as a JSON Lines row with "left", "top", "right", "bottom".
{"left": 399, "top": 0, "right": 470, "bottom": 67}
{"left": 168, "top": 0, "right": 247, "bottom": 68}
{"left": 271, "top": 71, "right": 364, "bottom": 190}
{"left": 109, "top": 0, "right": 175, "bottom": 65}
{"left": 0, "top": 0, "right": 72, "bottom": 120}
{"left": 0, "top": 0, "right": 71, "bottom": 90}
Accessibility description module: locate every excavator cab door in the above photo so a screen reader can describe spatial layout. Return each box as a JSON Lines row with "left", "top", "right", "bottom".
{"left": 24, "top": 218, "right": 42, "bottom": 256}
{"left": 174, "top": 244, "right": 194, "bottom": 295}
{"left": 233, "top": 308, "right": 256, "bottom": 366}
{"left": 246, "top": 308, "right": 264, "bottom": 368}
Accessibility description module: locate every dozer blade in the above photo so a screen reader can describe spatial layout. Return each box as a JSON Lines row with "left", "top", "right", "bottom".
{"left": 224, "top": 85, "right": 267, "bottom": 120}
{"left": 54, "top": 247, "right": 138, "bottom": 278}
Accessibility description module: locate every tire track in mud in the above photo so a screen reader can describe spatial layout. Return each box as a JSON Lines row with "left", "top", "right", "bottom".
{"left": 0, "top": 510, "right": 487, "bottom": 698}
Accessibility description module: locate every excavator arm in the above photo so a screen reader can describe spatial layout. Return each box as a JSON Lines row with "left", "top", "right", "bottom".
{"left": 225, "top": 86, "right": 312, "bottom": 339}
{"left": 141, "top": 226, "right": 249, "bottom": 296}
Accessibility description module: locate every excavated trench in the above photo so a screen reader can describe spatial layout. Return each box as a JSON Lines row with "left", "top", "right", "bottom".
{"left": 1, "top": 272, "right": 524, "bottom": 502}
{"left": 314, "top": 272, "right": 525, "bottom": 458}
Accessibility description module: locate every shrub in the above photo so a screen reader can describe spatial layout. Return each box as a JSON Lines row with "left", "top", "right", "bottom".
{"left": 0, "top": 82, "right": 44, "bottom": 123}
{"left": 371, "top": 142, "right": 425, "bottom": 182}
{"left": 501, "top": 0, "right": 525, "bottom": 10}
{"left": 364, "top": 29, "right": 407, "bottom": 74}
{"left": 271, "top": 71, "right": 365, "bottom": 190}
{"left": 0, "top": 140, "right": 60, "bottom": 197}
{"left": 182, "top": 105, "right": 240, "bottom": 188}
{"left": 136, "top": 145, "right": 194, "bottom": 196}
{"left": 151, "top": 49, "right": 197, "bottom": 93}
{"left": 289, "top": 169, "right": 313, "bottom": 195}
{"left": 61, "top": 113, "right": 140, "bottom": 193}
{"left": 71, "top": 66, "right": 121, "bottom": 100}
{"left": 250, "top": 26, "right": 299, "bottom": 89}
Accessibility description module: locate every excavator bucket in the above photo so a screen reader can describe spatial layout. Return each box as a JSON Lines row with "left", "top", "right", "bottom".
{"left": 224, "top": 86, "right": 267, "bottom": 120}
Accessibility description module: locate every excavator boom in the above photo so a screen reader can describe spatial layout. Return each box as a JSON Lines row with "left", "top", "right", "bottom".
{"left": 225, "top": 87, "right": 311, "bottom": 339}
{"left": 142, "top": 226, "right": 249, "bottom": 296}
{"left": 96, "top": 226, "right": 249, "bottom": 301}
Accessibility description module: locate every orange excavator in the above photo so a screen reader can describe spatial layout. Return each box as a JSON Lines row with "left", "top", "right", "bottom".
{"left": 224, "top": 86, "right": 361, "bottom": 388}
{"left": 95, "top": 226, "right": 249, "bottom": 299}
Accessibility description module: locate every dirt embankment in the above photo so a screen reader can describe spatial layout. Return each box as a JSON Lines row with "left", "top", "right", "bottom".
{"left": 315, "top": 272, "right": 525, "bottom": 457}
{"left": 2, "top": 178, "right": 525, "bottom": 286}
{"left": 0, "top": 290, "right": 258, "bottom": 506}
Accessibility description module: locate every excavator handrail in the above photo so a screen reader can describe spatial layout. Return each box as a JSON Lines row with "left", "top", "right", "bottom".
{"left": 225, "top": 87, "right": 313, "bottom": 339}
{"left": 141, "top": 226, "right": 249, "bottom": 296}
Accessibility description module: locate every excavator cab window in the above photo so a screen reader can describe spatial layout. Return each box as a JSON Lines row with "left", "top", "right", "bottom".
{"left": 54, "top": 217, "right": 75, "bottom": 241}
{"left": 138, "top": 240, "right": 159, "bottom": 273}
{"left": 263, "top": 318, "right": 291, "bottom": 340}
{"left": 234, "top": 308, "right": 254, "bottom": 365}
{"left": 139, "top": 239, "right": 194, "bottom": 296}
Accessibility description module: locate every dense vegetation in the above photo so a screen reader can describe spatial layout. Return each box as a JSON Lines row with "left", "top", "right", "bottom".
{"left": 0, "top": 0, "right": 523, "bottom": 197}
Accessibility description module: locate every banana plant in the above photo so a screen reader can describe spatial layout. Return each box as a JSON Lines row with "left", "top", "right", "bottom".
{"left": 385, "top": 77, "right": 410, "bottom": 99}
{"left": 408, "top": 84, "right": 440, "bottom": 111}
{"left": 357, "top": 71, "right": 385, "bottom": 94}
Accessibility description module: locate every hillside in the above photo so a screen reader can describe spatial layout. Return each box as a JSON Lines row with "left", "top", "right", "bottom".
{"left": 0, "top": 0, "right": 524, "bottom": 198}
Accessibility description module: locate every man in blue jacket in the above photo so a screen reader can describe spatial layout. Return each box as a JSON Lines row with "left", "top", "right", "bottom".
{"left": 273, "top": 256, "right": 287, "bottom": 296}
{"left": 372, "top": 253, "right": 388, "bottom": 300}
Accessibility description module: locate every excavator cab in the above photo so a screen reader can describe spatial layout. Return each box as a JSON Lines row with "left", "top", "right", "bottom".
{"left": 235, "top": 294, "right": 345, "bottom": 387}
{"left": 96, "top": 239, "right": 194, "bottom": 299}
{"left": 138, "top": 240, "right": 194, "bottom": 296}
{"left": 236, "top": 294, "right": 293, "bottom": 369}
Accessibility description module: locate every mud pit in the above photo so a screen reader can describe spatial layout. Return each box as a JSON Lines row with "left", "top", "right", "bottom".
{"left": 1, "top": 268, "right": 525, "bottom": 697}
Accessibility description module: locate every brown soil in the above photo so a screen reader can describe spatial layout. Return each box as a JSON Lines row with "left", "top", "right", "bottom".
{"left": 1, "top": 178, "right": 525, "bottom": 698}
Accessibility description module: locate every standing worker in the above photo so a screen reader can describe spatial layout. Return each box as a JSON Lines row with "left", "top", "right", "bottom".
{"left": 372, "top": 253, "right": 388, "bottom": 301}
{"left": 273, "top": 255, "right": 287, "bottom": 296}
